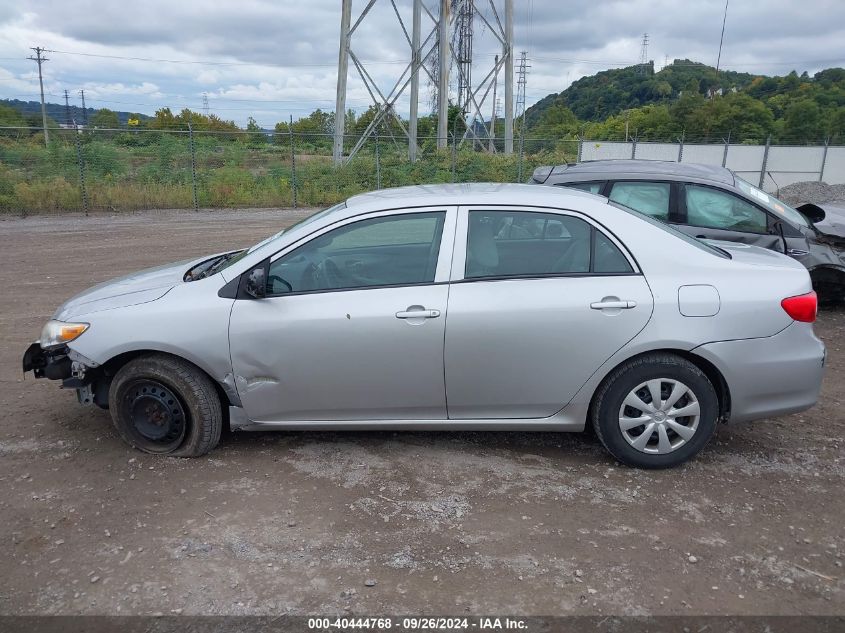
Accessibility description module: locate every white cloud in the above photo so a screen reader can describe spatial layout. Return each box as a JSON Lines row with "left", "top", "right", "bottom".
{"left": 0, "top": 0, "right": 841, "bottom": 126}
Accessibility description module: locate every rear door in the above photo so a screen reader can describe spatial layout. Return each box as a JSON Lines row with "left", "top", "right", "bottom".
{"left": 444, "top": 206, "right": 654, "bottom": 420}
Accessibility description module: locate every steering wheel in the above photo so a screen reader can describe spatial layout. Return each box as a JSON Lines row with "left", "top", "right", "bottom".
{"left": 267, "top": 274, "right": 292, "bottom": 294}
{"left": 319, "top": 258, "right": 343, "bottom": 287}
{"left": 301, "top": 256, "right": 343, "bottom": 290}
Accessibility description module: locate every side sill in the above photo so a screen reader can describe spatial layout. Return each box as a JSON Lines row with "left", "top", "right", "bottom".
{"left": 229, "top": 402, "right": 589, "bottom": 433}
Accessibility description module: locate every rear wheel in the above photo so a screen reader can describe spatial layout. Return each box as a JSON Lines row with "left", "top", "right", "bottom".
{"left": 811, "top": 268, "right": 845, "bottom": 306}
{"left": 591, "top": 354, "right": 718, "bottom": 468}
{"left": 108, "top": 354, "right": 222, "bottom": 457}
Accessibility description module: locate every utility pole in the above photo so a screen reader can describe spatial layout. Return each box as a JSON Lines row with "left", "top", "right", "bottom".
{"left": 63, "top": 89, "right": 71, "bottom": 127}
{"left": 437, "top": 0, "right": 450, "bottom": 149}
{"left": 202, "top": 93, "right": 209, "bottom": 117}
{"left": 503, "top": 0, "right": 514, "bottom": 154}
{"left": 79, "top": 89, "right": 88, "bottom": 127}
{"left": 333, "top": 0, "right": 352, "bottom": 165}
{"left": 28, "top": 46, "right": 49, "bottom": 147}
{"left": 409, "top": 0, "right": 422, "bottom": 162}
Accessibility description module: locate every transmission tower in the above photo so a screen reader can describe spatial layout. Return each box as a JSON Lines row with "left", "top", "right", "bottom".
{"left": 639, "top": 33, "right": 649, "bottom": 74}
{"left": 515, "top": 51, "right": 528, "bottom": 129}
{"left": 453, "top": 0, "right": 474, "bottom": 117}
{"left": 27, "top": 46, "right": 49, "bottom": 146}
{"left": 202, "top": 93, "right": 210, "bottom": 116}
{"left": 515, "top": 51, "right": 529, "bottom": 175}
{"left": 333, "top": 0, "right": 514, "bottom": 164}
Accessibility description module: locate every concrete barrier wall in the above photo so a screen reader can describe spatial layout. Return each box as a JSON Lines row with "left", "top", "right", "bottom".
{"left": 580, "top": 140, "right": 843, "bottom": 192}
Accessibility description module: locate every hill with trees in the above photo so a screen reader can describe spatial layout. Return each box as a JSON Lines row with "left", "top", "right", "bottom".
{"left": 0, "top": 99, "right": 150, "bottom": 127}
{"left": 525, "top": 61, "right": 845, "bottom": 144}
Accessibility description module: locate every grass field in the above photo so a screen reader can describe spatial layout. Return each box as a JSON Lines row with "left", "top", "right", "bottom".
{"left": 0, "top": 132, "right": 577, "bottom": 214}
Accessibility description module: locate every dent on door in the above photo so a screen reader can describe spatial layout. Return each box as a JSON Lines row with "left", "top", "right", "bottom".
{"left": 228, "top": 285, "right": 450, "bottom": 423}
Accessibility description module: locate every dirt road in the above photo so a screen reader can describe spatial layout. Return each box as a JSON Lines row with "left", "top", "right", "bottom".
{"left": 0, "top": 209, "right": 843, "bottom": 616}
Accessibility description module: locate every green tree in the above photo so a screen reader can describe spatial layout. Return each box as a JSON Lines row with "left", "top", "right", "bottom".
{"left": 783, "top": 99, "right": 823, "bottom": 143}
{"left": 246, "top": 116, "right": 265, "bottom": 145}
{"left": 90, "top": 108, "right": 120, "bottom": 129}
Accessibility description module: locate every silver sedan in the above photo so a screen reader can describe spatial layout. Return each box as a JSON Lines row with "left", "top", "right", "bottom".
{"left": 22, "top": 184, "right": 825, "bottom": 468}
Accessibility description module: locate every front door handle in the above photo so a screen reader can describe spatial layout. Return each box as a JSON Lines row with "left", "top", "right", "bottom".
{"left": 396, "top": 309, "right": 441, "bottom": 319}
{"left": 590, "top": 300, "right": 636, "bottom": 310}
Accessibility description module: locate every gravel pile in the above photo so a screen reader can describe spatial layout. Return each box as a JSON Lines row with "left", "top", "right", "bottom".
{"left": 777, "top": 181, "right": 845, "bottom": 206}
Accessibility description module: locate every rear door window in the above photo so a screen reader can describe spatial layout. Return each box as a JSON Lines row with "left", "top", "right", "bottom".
{"left": 556, "top": 181, "right": 605, "bottom": 195}
{"left": 465, "top": 210, "right": 633, "bottom": 279}
{"left": 609, "top": 181, "right": 670, "bottom": 221}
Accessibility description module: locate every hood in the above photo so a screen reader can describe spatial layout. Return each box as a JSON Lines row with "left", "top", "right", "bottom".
{"left": 798, "top": 203, "right": 845, "bottom": 239}
{"left": 54, "top": 254, "right": 217, "bottom": 321}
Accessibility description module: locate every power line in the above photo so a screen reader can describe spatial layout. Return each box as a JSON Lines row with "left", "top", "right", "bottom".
{"left": 47, "top": 48, "right": 411, "bottom": 68}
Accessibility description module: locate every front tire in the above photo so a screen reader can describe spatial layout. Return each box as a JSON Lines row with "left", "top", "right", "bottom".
{"left": 591, "top": 353, "right": 718, "bottom": 469}
{"left": 108, "top": 354, "right": 222, "bottom": 457}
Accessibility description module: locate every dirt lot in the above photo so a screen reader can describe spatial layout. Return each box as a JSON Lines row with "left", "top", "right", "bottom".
{"left": 0, "top": 209, "right": 843, "bottom": 617}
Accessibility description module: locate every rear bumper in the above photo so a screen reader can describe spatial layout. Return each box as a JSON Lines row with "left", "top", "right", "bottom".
{"left": 693, "top": 322, "right": 825, "bottom": 423}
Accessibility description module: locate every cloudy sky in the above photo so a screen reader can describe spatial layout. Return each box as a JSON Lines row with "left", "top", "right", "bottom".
{"left": 0, "top": 0, "right": 843, "bottom": 127}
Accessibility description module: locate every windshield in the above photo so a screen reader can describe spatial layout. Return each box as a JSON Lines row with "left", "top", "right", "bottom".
{"left": 734, "top": 177, "right": 809, "bottom": 228}
{"left": 609, "top": 201, "right": 730, "bottom": 259}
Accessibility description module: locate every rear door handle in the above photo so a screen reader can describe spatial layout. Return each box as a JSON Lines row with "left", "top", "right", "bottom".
{"left": 396, "top": 309, "right": 441, "bottom": 319}
{"left": 590, "top": 300, "right": 636, "bottom": 310}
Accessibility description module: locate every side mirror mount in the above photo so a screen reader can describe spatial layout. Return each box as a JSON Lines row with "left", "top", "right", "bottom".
{"left": 797, "top": 203, "right": 826, "bottom": 225}
{"left": 243, "top": 265, "right": 266, "bottom": 299}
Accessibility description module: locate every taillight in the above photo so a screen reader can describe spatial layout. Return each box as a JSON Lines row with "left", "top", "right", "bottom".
{"left": 781, "top": 291, "right": 817, "bottom": 323}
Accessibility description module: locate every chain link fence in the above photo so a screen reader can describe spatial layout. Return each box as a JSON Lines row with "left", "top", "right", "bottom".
{"left": 0, "top": 126, "right": 841, "bottom": 215}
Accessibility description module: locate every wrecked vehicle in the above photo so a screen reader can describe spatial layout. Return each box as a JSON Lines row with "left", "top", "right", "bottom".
{"left": 531, "top": 160, "right": 845, "bottom": 300}
{"left": 23, "top": 184, "right": 825, "bottom": 468}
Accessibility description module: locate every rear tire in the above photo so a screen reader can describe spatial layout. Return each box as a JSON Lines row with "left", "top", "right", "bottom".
{"left": 108, "top": 354, "right": 222, "bottom": 457}
{"left": 591, "top": 353, "right": 718, "bottom": 469}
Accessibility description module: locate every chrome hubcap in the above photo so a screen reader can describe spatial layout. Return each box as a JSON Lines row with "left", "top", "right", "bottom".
{"left": 618, "top": 378, "right": 700, "bottom": 455}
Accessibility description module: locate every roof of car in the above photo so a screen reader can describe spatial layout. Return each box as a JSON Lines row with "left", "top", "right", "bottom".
{"left": 541, "top": 160, "right": 736, "bottom": 186}
{"left": 346, "top": 182, "right": 605, "bottom": 209}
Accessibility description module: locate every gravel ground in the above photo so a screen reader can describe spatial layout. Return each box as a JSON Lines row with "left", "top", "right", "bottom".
{"left": 0, "top": 208, "right": 843, "bottom": 616}
{"left": 777, "top": 181, "right": 845, "bottom": 207}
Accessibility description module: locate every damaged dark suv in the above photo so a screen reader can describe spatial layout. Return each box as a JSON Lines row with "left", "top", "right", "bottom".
{"left": 531, "top": 160, "right": 845, "bottom": 300}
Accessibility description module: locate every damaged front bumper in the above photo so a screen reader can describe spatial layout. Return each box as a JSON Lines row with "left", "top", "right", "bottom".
{"left": 22, "top": 342, "right": 106, "bottom": 406}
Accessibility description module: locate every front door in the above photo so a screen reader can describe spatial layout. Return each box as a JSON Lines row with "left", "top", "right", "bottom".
{"left": 444, "top": 207, "right": 653, "bottom": 419}
{"left": 673, "top": 183, "right": 808, "bottom": 253}
{"left": 229, "top": 209, "right": 455, "bottom": 422}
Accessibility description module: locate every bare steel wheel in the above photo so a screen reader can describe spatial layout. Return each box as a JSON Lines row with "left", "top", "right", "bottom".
{"left": 119, "top": 379, "right": 187, "bottom": 453}
{"left": 109, "top": 353, "right": 222, "bottom": 457}
{"left": 618, "top": 379, "right": 700, "bottom": 455}
{"left": 592, "top": 353, "right": 718, "bottom": 468}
